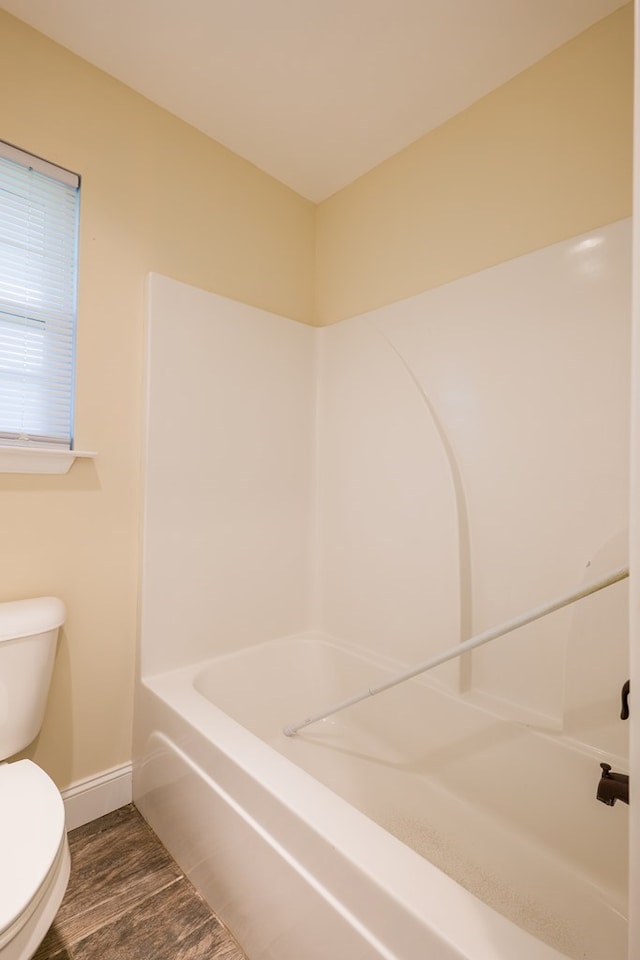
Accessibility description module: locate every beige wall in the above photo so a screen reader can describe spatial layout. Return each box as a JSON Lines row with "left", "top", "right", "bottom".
{"left": 315, "top": 4, "right": 633, "bottom": 325}
{"left": 0, "top": 10, "right": 315, "bottom": 788}
{"left": 0, "top": 2, "right": 633, "bottom": 791}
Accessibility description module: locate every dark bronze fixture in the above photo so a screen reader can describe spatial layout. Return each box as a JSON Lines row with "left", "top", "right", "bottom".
{"left": 620, "top": 679, "right": 630, "bottom": 720}
{"left": 596, "top": 680, "right": 631, "bottom": 807}
{"left": 597, "top": 763, "right": 629, "bottom": 806}
{"left": 596, "top": 680, "right": 630, "bottom": 807}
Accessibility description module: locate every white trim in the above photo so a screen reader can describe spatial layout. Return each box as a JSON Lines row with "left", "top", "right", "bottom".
{"left": 61, "top": 763, "right": 132, "bottom": 831}
{"left": 0, "top": 447, "right": 96, "bottom": 475}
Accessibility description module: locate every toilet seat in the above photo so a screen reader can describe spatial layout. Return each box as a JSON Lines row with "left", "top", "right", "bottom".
{"left": 0, "top": 760, "right": 70, "bottom": 957}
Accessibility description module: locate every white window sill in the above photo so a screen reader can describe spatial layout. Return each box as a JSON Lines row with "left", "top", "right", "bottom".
{"left": 0, "top": 447, "right": 97, "bottom": 475}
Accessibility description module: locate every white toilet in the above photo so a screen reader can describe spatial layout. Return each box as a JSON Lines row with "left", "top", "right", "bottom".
{"left": 0, "top": 597, "right": 71, "bottom": 960}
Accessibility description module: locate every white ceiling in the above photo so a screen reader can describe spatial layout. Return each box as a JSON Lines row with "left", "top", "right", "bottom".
{"left": 0, "top": 0, "right": 627, "bottom": 201}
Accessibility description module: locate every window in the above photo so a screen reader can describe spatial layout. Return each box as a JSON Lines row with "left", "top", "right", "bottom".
{"left": 0, "top": 141, "right": 79, "bottom": 450}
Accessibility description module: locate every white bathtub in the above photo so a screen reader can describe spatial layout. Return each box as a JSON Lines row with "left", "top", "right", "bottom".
{"left": 133, "top": 636, "right": 628, "bottom": 960}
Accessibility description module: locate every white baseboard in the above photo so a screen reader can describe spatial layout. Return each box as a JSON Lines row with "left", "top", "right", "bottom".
{"left": 61, "top": 763, "right": 133, "bottom": 831}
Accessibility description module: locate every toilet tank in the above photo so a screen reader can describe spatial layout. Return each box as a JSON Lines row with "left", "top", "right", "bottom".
{"left": 0, "top": 597, "right": 66, "bottom": 760}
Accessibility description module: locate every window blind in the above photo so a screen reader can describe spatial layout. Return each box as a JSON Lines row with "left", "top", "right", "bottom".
{"left": 0, "top": 141, "right": 79, "bottom": 449}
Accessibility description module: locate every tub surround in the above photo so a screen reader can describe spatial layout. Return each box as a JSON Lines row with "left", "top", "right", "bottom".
{"left": 317, "top": 218, "right": 631, "bottom": 742}
{"left": 136, "top": 218, "right": 630, "bottom": 960}
{"left": 141, "top": 275, "right": 316, "bottom": 678}
{"left": 141, "top": 218, "right": 630, "bottom": 744}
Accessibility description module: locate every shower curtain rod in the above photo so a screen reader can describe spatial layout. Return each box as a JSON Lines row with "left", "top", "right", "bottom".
{"left": 283, "top": 566, "right": 629, "bottom": 737}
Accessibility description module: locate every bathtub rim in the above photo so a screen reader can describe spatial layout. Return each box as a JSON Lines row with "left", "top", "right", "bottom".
{"left": 171, "top": 630, "right": 628, "bottom": 771}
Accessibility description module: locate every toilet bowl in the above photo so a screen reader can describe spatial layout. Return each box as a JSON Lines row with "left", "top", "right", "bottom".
{"left": 0, "top": 598, "right": 70, "bottom": 960}
{"left": 0, "top": 762, "right": 70, "bottom": 960}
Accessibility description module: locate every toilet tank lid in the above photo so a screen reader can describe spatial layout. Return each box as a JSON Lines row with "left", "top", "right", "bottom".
{"left": 0, "top": 597, "right": 66, "bottom": 641}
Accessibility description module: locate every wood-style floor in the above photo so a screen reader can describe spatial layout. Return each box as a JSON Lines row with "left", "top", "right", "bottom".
{"left": 36, "top": 805, "right": 248, "bottom": 960}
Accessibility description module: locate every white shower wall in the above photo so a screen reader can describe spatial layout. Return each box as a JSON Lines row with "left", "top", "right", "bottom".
{"left": 142, "top": 219, "right": 630, "bottom": 759}
{"left": 142, "top": 275, "right": 317, "bottom": 675}
{"left": 317, "top": 218, "right": 631, "bottom": 755}
{"left": 313, "top": 317, "right": 462, "bottom": 686}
